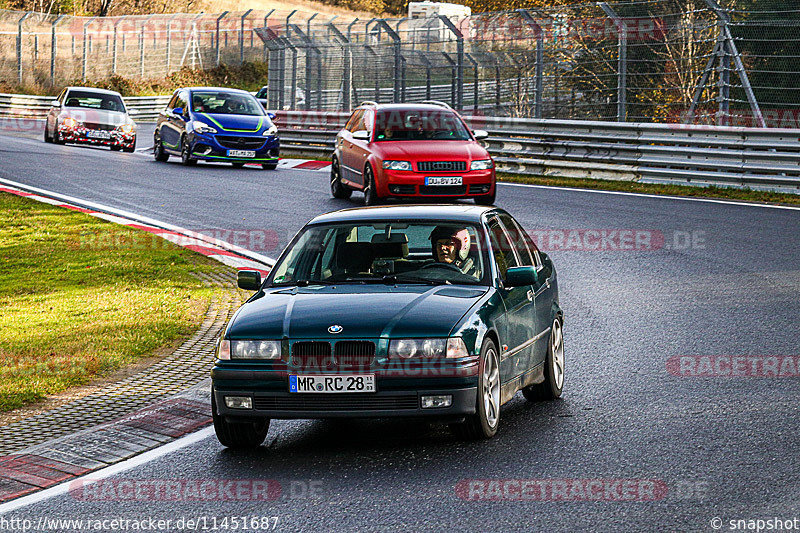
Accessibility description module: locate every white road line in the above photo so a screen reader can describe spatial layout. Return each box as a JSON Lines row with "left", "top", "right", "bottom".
{"left": 498, "top": 181, "right": 800, "bottom": 211}
{"left": 0, "top": 427, "right": 216, "bottom": 514}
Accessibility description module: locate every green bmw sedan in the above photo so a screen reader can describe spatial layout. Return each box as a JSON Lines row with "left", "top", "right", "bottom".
{"left": 211, "top": 205, "right": 564, "bottom": 447}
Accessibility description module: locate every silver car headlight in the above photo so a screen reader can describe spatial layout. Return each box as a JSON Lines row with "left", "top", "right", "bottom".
{"left": 263, "top": 125, "right": 278, "bottom": 136}
{"left": 117, "top": 123, "right": 135, "bottom": 134}
{"left": 470, "top": 159, "right": 493, "bottom": 170}
{"left": 191, "top": 120, "right": 217, "bottom": 135}
{"left": 382, "top": 160, "right": 412, "bottom": 171}
{"left": 388, "top": 338, "right": 469, "bottom": 359}
{"left": 226, "top": 340, "right": 282, "bottom": 360}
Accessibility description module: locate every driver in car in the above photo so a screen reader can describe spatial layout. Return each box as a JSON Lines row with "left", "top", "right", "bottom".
{"left": 429, "top": 226, "right": 477, "bottom": 277}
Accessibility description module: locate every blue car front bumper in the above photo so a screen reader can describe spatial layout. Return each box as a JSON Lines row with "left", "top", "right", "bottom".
{"left": 189, "top": 132, "right": 280, "bottom": 163}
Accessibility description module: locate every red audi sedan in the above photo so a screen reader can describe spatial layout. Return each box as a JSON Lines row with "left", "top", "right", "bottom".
{"left": 331, "top": 102, "right": 496, "bottom": 205}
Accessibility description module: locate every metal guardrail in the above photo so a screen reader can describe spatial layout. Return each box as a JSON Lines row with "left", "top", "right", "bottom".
{"left": 2, "top": 94, "right": 799, "bottom": 194}
{"left": 0, "top": 93, "right": 170, "bottom": 121}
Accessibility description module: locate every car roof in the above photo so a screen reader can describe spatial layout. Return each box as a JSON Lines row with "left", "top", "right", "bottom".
{"left": 361, "top": 103, "right": 458, "bottom": 113}
{"left": 308, "top": 204, "right": 502, "bottom": 225}
{"left": 64, "top": 87, "right": 123, "bottom": 96}
{"left": 183, "top": 87, "right": 252, "bottom": 94}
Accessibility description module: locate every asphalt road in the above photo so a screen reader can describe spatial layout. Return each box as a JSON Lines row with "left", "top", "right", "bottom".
{"left": 1, "top": 129, "right": 799, "bottom": 532}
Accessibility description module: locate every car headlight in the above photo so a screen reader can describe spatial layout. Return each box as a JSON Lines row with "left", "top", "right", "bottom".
{"left": 388, "top": 338, "right": 469, "bottom": 359}
{"left": 191, "top": 120, "right": 217, "bottom": 135}
{"left": 117, "top": 123, "right": 135, "bottom": 134}
{"left": 382, "top": 160, "right": 412, "bottom": 171}
{"left": 61, "top": 117, "right": 79, "bottom": 128}
{"left": 228, "top": 340, "right": 282, "bottom": 360}
{"left": 470, "top": 159, "right": 493, "bottom": 170}
{"left": 262, "top": 125, "right": 278, "bottom": 136}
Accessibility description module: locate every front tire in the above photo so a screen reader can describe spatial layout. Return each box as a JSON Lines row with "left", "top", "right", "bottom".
{"left": 153, "top": 135, "right": 169, "bottom": 162}
{"left": 54, "top": 126, "right": 64, "bottom": 145}
{"left": 363, "top": 165, "right": 380, "bottom": 206}
{"left": 212, "top": 392, "right": 270, "bottom": 449}
{"left": 450, "top": 339, "right": 500, "bottom": 440}
{"left": 44, "top": 125, "right": 52, "bottom": 143}
{"left": 522, "top": 317, "right": 564, "bottom": 401}
{"left": 181, "top": 136, "right": 197, "bottom": 166}
{"left": 330, "top": 157, "right": 352, "bottom": 199}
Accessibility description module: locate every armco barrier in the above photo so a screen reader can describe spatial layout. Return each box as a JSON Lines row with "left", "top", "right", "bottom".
{"left": 2, "top": 94, "right": 799, "bottom": 193}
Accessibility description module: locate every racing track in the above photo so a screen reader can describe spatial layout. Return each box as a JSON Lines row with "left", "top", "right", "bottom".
{"left": 1, "top": 129, "right": 799, "bottom": 532}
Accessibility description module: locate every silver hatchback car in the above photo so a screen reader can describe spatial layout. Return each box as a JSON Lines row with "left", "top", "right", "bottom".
{"left": 44, "top": 87, "right": 137, "bottom": 152}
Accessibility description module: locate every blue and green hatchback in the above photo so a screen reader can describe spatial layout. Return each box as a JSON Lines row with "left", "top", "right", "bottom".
{"left": 154, "top": 87, "right": 280, "bottom": 169}
{"left": 211, "top": 205, "right": 564, "bottom": 447}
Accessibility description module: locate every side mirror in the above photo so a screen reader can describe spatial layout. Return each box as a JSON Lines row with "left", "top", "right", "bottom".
{"left": 504, "top": 266, "right": 538, "bottom": 288}
{"left": 267, "top": 112, "right": 276, "bottom": 120}
{"left": 171, "top": 107, "right": 184, "bottom": 118}
{"left": 237, "top": 270, "right": 262, "bottom": 291}
{"left": 352, "top": 130, "right": 370, "bottom": 141}
{"left": 50, "top": 100, "right": 61, "bottom": 108}
{"left": 473, "top": 129, "right": 489, "bottom": 140}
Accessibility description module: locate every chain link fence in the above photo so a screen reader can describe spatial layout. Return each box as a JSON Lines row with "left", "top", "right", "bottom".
{"left": 2, "top": 1, "right": 799, "bottom": 127}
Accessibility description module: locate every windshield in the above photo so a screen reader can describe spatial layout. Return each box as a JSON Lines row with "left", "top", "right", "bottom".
{"left": 64, "top": 91, "right": 125, "bottom": 112}
{"left": 191, "top": 91, "right": 264, "bottom": 116}
{"left": 269, "top": 222, "right": 487, "bottom": 286}
{"left": 374, "top": 110, "right": 471, "bottom": 141}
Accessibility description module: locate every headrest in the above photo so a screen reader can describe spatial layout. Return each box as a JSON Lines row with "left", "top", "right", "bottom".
{"left": 372, "top": 241, "right": 408, "bottom": 259}
{"left": 336, "top": 242, "right": 374, "bottom": 272}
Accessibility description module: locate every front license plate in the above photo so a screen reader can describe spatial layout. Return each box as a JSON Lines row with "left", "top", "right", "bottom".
{"left": 87, "top": 130, "right": 111, "bottom": 139}
{"left": 227, "top": 149, "right": 255, "bottom": 158}
{"left": 425, "top": 176, "right": 462, "bottom": 186}
{"left": 289, "top": 374, "right": 376, "bottom": 393}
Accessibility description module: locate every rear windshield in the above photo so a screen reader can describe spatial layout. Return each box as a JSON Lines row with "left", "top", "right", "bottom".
{"left": 374, "top": 110, "right": 471, "bottom": 141}
{"left": 64, "top": 91, "right": 125, "bottom": 112}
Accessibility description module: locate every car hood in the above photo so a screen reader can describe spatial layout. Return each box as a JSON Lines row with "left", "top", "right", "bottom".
{"left": 196, "top": 113, "right": 268, "bottom": 133}
{"left": 62, "top": 108, "right": 130, "bottom": 126}
{"left": 228, "top": 284, "right": 489, "bottom": 340}
{"left": 372, "top": 140, "right": 489, "bottom": 161}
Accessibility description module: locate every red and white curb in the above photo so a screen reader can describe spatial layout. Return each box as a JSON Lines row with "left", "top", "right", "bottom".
{"left": 277, "top": 158, "right": 331, "bottom": 171}
{"left": 0, "top": 178, "right": 273, "bottom": 274}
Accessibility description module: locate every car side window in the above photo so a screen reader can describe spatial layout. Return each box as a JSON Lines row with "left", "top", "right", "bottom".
{"left": 499, "top": 214, "right": 534, "bottom": 267}
{"left": 57, "top": 89, "right": 67, "bottom": 102}
{"left": 352, "top": 111, "right": 367, "bottom": 133}
{"left": 345, "top": 110, "right": 363, "bottom": 132}
{"left": 486, "top": 217, "right": 518, "bottom": 283}
{"left": 177, "top": 92, "right": 189, "bottom": 115}
{"left": 166, "top": 92, "right": 180, "bottom": 112}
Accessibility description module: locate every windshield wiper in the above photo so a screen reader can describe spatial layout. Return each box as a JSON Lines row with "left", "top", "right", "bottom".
{"left": 271, "top": 280, "right": 337, "bottom": 287}
{"left": 381, "top": 275, "right": 449, "bottom": 286}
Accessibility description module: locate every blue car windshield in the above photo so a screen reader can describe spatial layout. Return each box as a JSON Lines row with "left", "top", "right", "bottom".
{"left": 270, "top": 222, "right": 488, "bottom": 286}
{"left": 191, "top": 92, "right": 264, "bottom": 116}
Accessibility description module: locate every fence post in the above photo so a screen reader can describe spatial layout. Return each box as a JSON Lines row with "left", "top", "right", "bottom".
{"left": 112, "top": 16, "right": 125, "bottom": 75}
{"left": 82, "top": 17, "right": 96, "bottom": 81}
{"left": 17, "top": 12, "right": 31, "bottom": 85}
{"left": 442, "top": 52, "right": 457, "bottom": 107}
{"left": 50, "top": 14, "right": 66, "bottom": 86}
{"left": 438, "top": 15, "right": 464, "bottom": 110}
{"left": 466, "top": 53, "right": 479, "bottom": 112}
{"left": 372, "top": 20, "right": 402, "bottom": 103}
{"left": 240, "top": 9, "right": 253, "bottom": 64}
{"left": 598, "top": 3, "right": 627, "bottom": 122}
{"left": 327, "top": 22, "right": 351, "bottom": 111}
{"left": 286, "top": 10, "right": 297, "bottom": 37}
{"left": 704, "top": 0, "right": 764, "bottom": 127}
{"left": 216, "top": 11, "right": 229, "bottom": 66}
{"left": 416, "top": 51, "right": 433, "bottom": 100}
{"left": 263, "top": 9, "right": 275, "bottom": 63}
{"left": 140, "top": 16, "right": 154, "bottom": 79}
{"left": 717, "top": 36, "right": 730, "bottom": 126}
{"left": 165, "top": 14, "right": 179, "bottom": 74}
{"left": 515, "top": 10, "right": 543, "bottom": 118}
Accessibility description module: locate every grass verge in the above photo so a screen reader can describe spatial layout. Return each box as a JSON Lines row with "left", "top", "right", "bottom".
{"left": 497, "top": 173, "right": 800, "bottom": 206}
{"left": 0, "top": 192, "right": 232, "bottom": 412}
